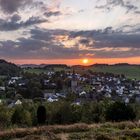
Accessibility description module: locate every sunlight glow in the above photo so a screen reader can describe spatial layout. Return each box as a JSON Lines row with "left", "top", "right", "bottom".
{"left": 82, "top": 59, "right": 89, "bottom": 64}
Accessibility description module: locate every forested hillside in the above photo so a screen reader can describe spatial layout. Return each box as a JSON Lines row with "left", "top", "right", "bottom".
{"left": 0, "top": 59, "right": 21, "bottom": 76}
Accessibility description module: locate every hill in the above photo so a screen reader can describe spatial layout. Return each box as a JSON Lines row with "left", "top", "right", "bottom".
{"left": 22, "top": 63, "right": 140, "bottom": 80}
{"left": 89, "top": 64, "right": 140, "bottom": 80}
{"left": 0, "top": 59, "right": 21, "bottom": 76}
{"left": 1, "top": 122, "right": 140, "bottom": 140}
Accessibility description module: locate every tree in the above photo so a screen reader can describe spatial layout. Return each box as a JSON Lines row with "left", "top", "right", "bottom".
{"left": 37, "top": 106, "right": 46, "bottom": 124}
{"left": 56, "top": 79, "right": 63, "bottom": 92}
{"left": 18, "top": 79, "right": 43, "bottom": 99}
{"left": 81, "top": 102, "right": 103, "bottom": 123}
{"left": 105, "top": 102, "right": 136, "bottom": 122}
{"left": 11, "top": 106, "right": 32, "bottom": 126}
{"left": 0, "top": 106, "right": 12, "bottom": 128}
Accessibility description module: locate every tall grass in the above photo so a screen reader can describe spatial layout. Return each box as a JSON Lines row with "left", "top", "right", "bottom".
{"left": 1, "top": 122, "right": 140, "bottom": 140}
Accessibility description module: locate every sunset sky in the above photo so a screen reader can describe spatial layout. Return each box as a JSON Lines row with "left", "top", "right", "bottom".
{"left": 0, "top": 0, "right": 140, "bottom": 65}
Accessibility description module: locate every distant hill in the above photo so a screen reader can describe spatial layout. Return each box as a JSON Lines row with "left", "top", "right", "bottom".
{"left": 89, "top": 63, "right": 139, "bottom": 67}
{"left": 21, "top": 63, "right": 140, "bottom": 80}
{"left": 0, "top": 59, "right": 21, "bottom": 76}
{"left": 43, "top": 64, "right": 69, "bottom": 69}
{"left": 20, "top": 64, "right": 70, "bottom": 69}
{"left": 89, "top": 64, "right": 140, "bottom": 80}
{"left": 20, "top": 64, "right": 40, "bottom": 68}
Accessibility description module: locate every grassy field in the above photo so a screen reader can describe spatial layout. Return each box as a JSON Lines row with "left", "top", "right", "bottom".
{"left": 23, "top": 65, "right": 140, "bottom": 80}
{"left": 23, "top": 68, "right": 48, "bottom": 74}
{"left": 24, "top": 67, "right": 70, "bottom": 74}
{"left": 1, "top": 122, "right": 140, "bottom": 140}
{"left": 90, "top": 65, "right": 140, "bottom": 80}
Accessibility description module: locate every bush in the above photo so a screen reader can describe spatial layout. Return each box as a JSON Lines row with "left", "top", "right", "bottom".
{"left": 37, "top": 105, "right": 46, "bottom": 124}
{"left": 81, "top": 102, "right": 104, "bottom": 123}
{"left": 0, "top": 106, "right": 13, "bottom": 129}
{"left": 105, "top": 102, "right": 136, "bottom": 122}
{"left": 11, "top": 106, "right": 32, "bottom": 127}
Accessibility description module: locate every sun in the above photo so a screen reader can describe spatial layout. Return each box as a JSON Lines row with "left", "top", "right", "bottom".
{"left": 82, "top": 59, "right": 89, "bottom": 64}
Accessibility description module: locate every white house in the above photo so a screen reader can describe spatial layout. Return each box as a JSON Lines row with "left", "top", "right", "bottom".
{"left": 47, "top": 97, "right": 58, "bottom": 102}
{"left": 0, "top": 86, "right": 5, "bottom": 91}
{"left": 15, "top": 100, "right": 22, "bottom": 105}
{"left": 79, "top": 91, "right": 86, "bottom": 96}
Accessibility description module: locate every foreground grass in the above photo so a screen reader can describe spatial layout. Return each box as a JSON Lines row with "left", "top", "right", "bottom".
{"left": 1, "top": 122, "right": 140, "bottom": 140}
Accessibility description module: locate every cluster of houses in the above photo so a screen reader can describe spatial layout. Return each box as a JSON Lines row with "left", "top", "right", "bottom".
{"left": 91, "top": 74, "right": 140, "bottom": 103}
{"left": 0, "top": 70, "right": 140, "bottom": 106}
{"left": 41, "top": 71, "right": 140, "bottom": 104}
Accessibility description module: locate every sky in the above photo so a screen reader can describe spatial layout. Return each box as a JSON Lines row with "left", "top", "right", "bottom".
{"left": 0, "top": 0, "right": 140, "bottom": 65}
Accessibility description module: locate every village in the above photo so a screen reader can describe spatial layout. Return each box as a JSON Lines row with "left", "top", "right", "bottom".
{"left": 0, "top": 68, "right": 140, "bottom": 107}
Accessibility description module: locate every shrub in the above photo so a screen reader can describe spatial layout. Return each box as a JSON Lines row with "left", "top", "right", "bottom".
{"left": 105, "top": 102, "right": 136, "bottom": 122}
{"left": 11, "top": 106, "right": 32, "bottom": 127}
{"left": 37, "top": 105, "right": 46, "bottom": 124}
{"left": 0, "top": 106, "right": 12, "bottom": 129}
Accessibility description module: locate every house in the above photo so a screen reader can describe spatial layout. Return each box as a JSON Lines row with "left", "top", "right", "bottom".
{"left": 104, "top": 93, "right": 111, "bottom": 98}
{"left": 71, "top": 79, "right": 78, "bottom": 92}
{"left": 11, "top": 77, "right": 22, "bottom": 80}
{"left": 15, "top": 100, "right": 22, "bottom": 105}
{"left": 47, "top": 96, "right": 58, "bottom": 102}
{"left": 0, "top": 86, "right": 5, "bottom": 92}
{"left": 8, "top": 79, "right": 16, "bottom": 85}
{"left": 17, "top": 79, "right": 28, "bottom": 87}
{"left": 72, "top": 99, "right": 81, "bottom": 105}
{"left": 135, "top": 95, "right": 140, "bottom": 103}
{"left": 56, "top": 93, "right": 66, "bottom": 98}
{"left": 43, "top": 80, "right": 56, "bottom": 89}
{"left": 8, "top": 99, "right": 22, "bottom": 108}
{"left": 123, "top": 97, "right": 130, "bottom": 104}
{"left": 79, "top": 91, "right": 86, "bottom": 96}
{"left": 8, "top": 102, "right": 15, "bottom": 108}
{"left": 44, "top": 92, "right": 55, "bottom": 99}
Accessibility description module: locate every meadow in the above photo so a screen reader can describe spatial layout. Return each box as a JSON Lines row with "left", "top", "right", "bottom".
{"left": 90, "top": 65, "right": 140, "bottom": 80}
{"left": 23, "top": 65, "right": 140, "bottom": 80}
{"left": 1, "top": 122, "right": 140, "bottom": 140}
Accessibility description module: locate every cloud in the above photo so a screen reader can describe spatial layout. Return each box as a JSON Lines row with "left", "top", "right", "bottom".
{"left": 44, "top": 11, "right": 62, "bottom": 17}
{"left": 0, "top": 0, "right": 66, "bottom": 31}
{"left": 11, "top": 14, "right": 21, "bottom": 22}
{"left": 96, "top": 0, "right": 138, "bottom": 13}
{"left": 0, "top": 27, "right": 139, "bottom": 59}
{"left": 0, "top": 0, "right": 33, "bottom": 14}
{"left": 0, "top": 16, "right": 47, "bottom": 31}
{"left": 135, "top": 11, "right": 140, "bottom": 14}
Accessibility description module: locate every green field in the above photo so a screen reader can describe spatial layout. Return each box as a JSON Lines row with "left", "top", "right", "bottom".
{"left": 90, "top": 65, "right": 140, "bottom": 80}
{"left": 0, "top": 75, "right": 7, "bottom": 79}
{"left": 23, "top": 65, "right": 140, "bottom": 80}
{"left": 23, "top": 67, "right": 70, "bottom": 74}
{"left": 24, "top": 68, "right": 48, "bottom": 74}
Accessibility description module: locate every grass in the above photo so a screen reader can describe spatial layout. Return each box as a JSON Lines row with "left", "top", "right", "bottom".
{"left": 0, "top": 75, "right": 7, "bottom": 79}
{"left": 23, "top": 68, "right": 48, "bottom": 74}
{"left": 23, "top": 65, "right": 140, "bottom": 80}
{"left": 23, "top": 67, "right": 70, "bottom": 74}
{"left": 90, "top": 65, "right": 140, "bottom": 80}
{"left": 1, "top": 122, "right": 140, "bottom": 140}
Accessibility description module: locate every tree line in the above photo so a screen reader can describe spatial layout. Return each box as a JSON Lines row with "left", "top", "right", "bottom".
{"left": 0, "top": 100, "right": 138, "bottom": 129}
